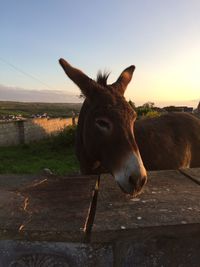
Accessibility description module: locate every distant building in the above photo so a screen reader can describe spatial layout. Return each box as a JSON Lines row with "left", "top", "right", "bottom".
{"left": 0, "top": 114, "right": 25, "bottom": 122}
{"left": 30, "top": 113, "right": 49, "bottom": 119}
{"left": 164, "top": 106, "right": 193, "bottom": 113}
{"left": 152, "top": 107, "right": 166, "bottom": 113}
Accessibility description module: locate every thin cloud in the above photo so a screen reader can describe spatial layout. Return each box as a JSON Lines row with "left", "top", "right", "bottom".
{"left": 0, "top": 84, "right": 81, "bottom": 103}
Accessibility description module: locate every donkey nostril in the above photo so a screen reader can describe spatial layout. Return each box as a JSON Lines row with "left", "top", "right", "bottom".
{"left": 129, "top": 175, "right": 147, "bottom": 188}
{"left": 129, "top": 175, "right": 137, "bottom": 186}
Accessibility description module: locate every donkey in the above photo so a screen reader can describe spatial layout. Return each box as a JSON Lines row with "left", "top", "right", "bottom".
{"left": 134, "top": 112, "right": 200, "bottom": 171}
{"left": 59, "top": 58, "right": 200, "bottom": 195}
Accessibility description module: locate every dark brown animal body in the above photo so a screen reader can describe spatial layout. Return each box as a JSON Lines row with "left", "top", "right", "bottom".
{"left": 135, "top": 112, "right": 200, "bottom": 170}
{"left": 59, "top": 58, "right": 200, "bottom": 195}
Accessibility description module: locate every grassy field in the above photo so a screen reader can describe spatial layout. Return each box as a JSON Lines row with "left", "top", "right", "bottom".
{"left": 0, "top": 126, "right": 79, "bottom": 175}
{"left": 0, "top": 101, "right": 82, "bottom": 118}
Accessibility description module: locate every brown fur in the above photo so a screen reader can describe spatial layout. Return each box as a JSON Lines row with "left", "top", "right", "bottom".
{"left": 135, "top": 112, "right": 200, "bottom": 170}
{"left": 75, "top": 91, "right": 138, "bottom": 174}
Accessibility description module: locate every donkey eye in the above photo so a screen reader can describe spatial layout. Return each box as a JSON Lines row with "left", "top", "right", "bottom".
{"left": 95, "top": 118, "right": 112, "bottom": 132}
{"left": 96, "top": 119, "right": 109, "bottom": 128}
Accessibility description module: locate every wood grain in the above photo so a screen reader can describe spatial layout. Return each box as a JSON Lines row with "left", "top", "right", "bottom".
{"left": 91, "top": 170, "right": 200, "bottom": 242}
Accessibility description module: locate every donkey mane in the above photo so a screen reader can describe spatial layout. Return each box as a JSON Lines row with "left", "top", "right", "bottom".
{"left": 96, "top": 71, "right": 110, "bottom": 86}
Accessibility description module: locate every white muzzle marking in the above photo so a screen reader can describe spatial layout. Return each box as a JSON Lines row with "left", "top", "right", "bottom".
{"left": 114, "top": 152, "right": 147, "bottom": 194}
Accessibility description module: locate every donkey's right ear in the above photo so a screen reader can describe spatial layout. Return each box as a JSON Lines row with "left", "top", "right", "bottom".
{"left": 59, "top": 58, "right": 94, "bottom": 98}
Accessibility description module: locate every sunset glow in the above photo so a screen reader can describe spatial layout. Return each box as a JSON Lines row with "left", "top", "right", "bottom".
{"left": 0, "top": 0, "right": 199, "bottom": 107}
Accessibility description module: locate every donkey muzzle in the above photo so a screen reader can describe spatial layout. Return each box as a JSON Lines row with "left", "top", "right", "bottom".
{"left": 114, "top": 152, "right": 147, "bottom": 195}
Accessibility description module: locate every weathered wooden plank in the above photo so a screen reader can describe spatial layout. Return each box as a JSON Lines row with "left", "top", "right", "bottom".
{"left": 179, "top": 167, "right": 200, "bottom": 185}
{"left": 0, "top": 174, "right": 40, "bottom": 190}
{"left": 0, "top": 175, "right": 98, "bottom": 242}
{"left": 0, "top": 190, "right": 26, "bottom": 232}
{"left": 91, "top": 170, "right": 200, "bottom": 242}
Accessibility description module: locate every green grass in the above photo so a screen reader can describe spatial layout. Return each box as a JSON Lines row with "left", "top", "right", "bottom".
{"left": 0, "top": 126, "right": 80, "bottom": 175}
{"left": 0, "top": 101, "right": 82, "bottom": 118}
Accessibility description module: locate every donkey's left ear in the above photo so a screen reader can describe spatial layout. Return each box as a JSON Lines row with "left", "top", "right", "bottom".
{"left": 111, "top": 65, "right": 135, "bottom": 95}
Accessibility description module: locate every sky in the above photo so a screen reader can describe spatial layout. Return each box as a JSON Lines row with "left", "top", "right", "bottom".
{"left": 0, "top": 0, "right": 200, "bottom": 107}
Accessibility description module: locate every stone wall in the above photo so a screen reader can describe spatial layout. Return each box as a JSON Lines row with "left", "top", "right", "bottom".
{"left": 0, "top": 118, "right": 76, "bottom": 146}
{"left": 0, "top": 121, "right": 22, "bottom": 146}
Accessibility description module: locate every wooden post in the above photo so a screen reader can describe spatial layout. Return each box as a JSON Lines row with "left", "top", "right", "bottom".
{"left": 16, "top": 120, "right": 25, "bottom": 145}
{"left": 71, "top": 111, "right": 76, "bottom": 126}
{"left": 72, "top": 117, "right": 76, "bottom": 126}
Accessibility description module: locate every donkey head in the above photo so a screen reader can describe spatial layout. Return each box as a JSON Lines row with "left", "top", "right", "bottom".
{"left": 59, "top": 58, "right": 147, "bottom": 196}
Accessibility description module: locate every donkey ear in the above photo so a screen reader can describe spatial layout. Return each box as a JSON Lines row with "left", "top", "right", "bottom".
{"left": 111, "top": 65, "right": 135, "bottom": 95}
{"left": 59, "top": 58, "right": 94, "bottom": 98}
